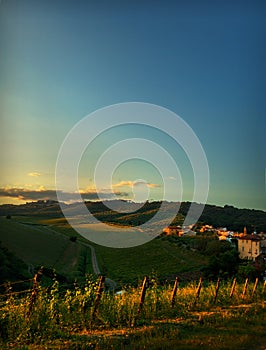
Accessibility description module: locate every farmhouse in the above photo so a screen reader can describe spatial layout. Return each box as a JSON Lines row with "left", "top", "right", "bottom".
{"left": 238, "top": 234, "right": 262, "bottom": 261}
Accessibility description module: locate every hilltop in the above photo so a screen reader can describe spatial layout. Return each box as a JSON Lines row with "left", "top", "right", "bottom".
{"left": 1, "top": 200, "right": 265, "bottom": 232}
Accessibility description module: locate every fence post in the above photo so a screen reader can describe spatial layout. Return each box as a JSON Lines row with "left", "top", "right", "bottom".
{"left": 194, "top": 277, "right": 203, "bottom": 303}
{"left": 193, "top": 277, "right": 202, "bottom": 305}
{"left": 171, "top": 276, "right": 179, "bottom": 308}
{"left": 252, "top": 278, "right": 258, "bottom": 297}
{"left": 213, "top": 278, "right": 220, "bottom": 303}
{"left": 131, "top": 276, "right": 149, "bottom": 327}
{"left": 28, "top": 268, "right": 42, "bottom": 316}
{"left": 230, "top": 278, "right": 237, "bottom": 298}
{"left": 137, "top": 276, "right": 149, "bottom": 315}
{"left": 5, "top": 282, "right": 12, "bottom": 297}
{"left": 242, "top": 278, "right": 249, "bottom": 298}
{"left": 92, "top": 275, "right": 105, "bottom": 319}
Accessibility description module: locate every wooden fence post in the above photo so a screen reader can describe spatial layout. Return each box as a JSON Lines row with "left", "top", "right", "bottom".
{"left": 242, "top": 278, "right": 249, "bottom": 298}
{"left": 194, "top": 277, "right": 203, "bottom": 303}
{"left": 171, "top": 277, "right": 179, "bottom": 308}
{"left": 196, "top": 277, "right": 203, "bottom": 299}
{"left": 213, "top": 278, "right": 220, "bottom": 303}
{"left": 28, "top": 268, "right": 42, "bottom": 316}
{"left": 92, "top": 275, "right": 105, "bottom": 319}
{"left": 137, "top": 276, "right": 149, "bottom": 315}
{"left": 252, "top": 278, "right": 258, "bottom": 297}
{"left": 230, "top": 278, "right": 237, "bottom": 298}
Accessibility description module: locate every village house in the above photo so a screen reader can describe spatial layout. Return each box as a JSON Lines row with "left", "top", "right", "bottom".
{"left": 163, "top": 225, "right": 196, "bottom": 237}
{"left": 199, "top": 224, "right": 213, "bottom": 233}
{"left": 238, "top": 234, "right": 262, "bottom": 261}
{"left": 163, "top": 226, "right": 183, "bottom": 237}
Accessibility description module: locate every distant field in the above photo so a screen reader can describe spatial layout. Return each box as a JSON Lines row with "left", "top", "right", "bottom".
{"left": 39, "top": 217, "right": 69, "bottom": 226}
{"left": 38, "top": 219, "right": 209, "bottom": 284}
{"left": 0, "top": 215, "right": 209, "bottom": 285}
{"left": 0, "top": 217, "right": 92, "bottom": 279}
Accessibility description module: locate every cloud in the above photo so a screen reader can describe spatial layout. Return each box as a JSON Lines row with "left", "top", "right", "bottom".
{"left": 145, "top": 182, "right": 160, "bottom": 188}
{"left": 0, "top": 187, "right": 128, "bottom": 203}
{"left": 112, "top": 181, "right": 134, "bottom": 188}
{"left": 113, "top": 180, "right": 160, "bottom": 189}
{"left": 0, "top": 187, "right": 58, "bottom": 201}
{"left": 28, "top": 172, "right": 41, "bottom": 177}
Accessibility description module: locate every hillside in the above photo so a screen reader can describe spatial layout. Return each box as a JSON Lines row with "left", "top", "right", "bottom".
{"left": 0, "top": 200, "right": 265, "bottom": 285}
{"left": 0, "top": 217, "right": 93, "bottom": 284}
{"left": 0, "top": 215, "right": 208, "bottom": 286}
{"left": 180, "top": 202, "right": 266, "bottom": 232}
{"left": 0, "top": 242, "right": 30, "bottom": 285}
{"left": 1, "top": 200, "right": 265, "bottom": 232}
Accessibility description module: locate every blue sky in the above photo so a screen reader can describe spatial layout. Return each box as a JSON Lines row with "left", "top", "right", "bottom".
{"left": 0, "top": 0, "right": 265, "bottom": 210}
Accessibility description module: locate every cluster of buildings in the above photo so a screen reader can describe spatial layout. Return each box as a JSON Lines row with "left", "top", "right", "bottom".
{"left": 163, "top": 225, "right": 196, "bottom": 237}
{"left": 24, "top": 200, "right": 59, "bottom": 208}
{"left": 163, "top": 225, "right": 266, "bottom": 262}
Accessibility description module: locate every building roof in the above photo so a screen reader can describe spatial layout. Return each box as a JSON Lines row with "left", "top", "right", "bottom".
{"left": 238, "top": 234, "right": 261, "bottom": 241}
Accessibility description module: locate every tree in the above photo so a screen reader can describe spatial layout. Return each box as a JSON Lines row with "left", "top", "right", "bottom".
{"left": 202, "top": 243, "right": 239, "bottom": 279}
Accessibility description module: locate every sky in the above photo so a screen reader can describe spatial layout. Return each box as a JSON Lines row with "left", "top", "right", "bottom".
{"left": 0, "top": 0, "right": 265, "bottom": 210}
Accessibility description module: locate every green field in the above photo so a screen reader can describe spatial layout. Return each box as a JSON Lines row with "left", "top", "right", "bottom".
{"left": 0, "top": 215, "right": 209, "bottom": 285}
{"left": 38, "top": 217, "right": 209, "bottom": 285}
{"left": 0, "top": 217, "right": 92, "bottom": 280}
{"left": 94, "top": 239, "right": 208, "bottom": 285}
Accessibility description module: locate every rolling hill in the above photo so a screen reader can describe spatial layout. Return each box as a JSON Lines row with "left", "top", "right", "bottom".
{"left": 0, "top": 200, "right": 265, "bottom": 285}
{"left": 1, "top": 200, "right": 265, "bottom": 232}
{"left": 0, "top": 217, "right": 93, "bottom": 283}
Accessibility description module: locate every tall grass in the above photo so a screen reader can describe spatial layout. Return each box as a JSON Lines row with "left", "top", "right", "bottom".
{"left": 0, "top": 276, "right": 265, "bottom": 348}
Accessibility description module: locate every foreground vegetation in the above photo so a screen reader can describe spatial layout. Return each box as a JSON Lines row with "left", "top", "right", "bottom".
{"left": 0, "top": 276, "right": 265, "bottom": 349}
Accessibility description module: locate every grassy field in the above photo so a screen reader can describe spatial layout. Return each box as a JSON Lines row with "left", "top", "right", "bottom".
{"left": 39, "top": 218, "right": 209, "bottom": 284}
{"left": 0, "top": 215, "right": 209, "bottom": 285}
{"left": 94, "top": 239, "right": 208, "bottom": 285}
{"left": 0, "top": 217, "right": 93, "bottom": 280}
{"left": 0, "top": 277, "right": 265, "bottom": 349}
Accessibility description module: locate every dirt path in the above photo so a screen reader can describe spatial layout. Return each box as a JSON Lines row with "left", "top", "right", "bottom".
{"left": 79, "top": 241, "right": 101, "bottom": 275}
{"left": 78, "top": 240, "right": 117, "bottom": 290}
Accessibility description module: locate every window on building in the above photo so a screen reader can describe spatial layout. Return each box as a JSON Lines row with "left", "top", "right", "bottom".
{"left": 242, "top": 247, "right": 244, "bottom": 251}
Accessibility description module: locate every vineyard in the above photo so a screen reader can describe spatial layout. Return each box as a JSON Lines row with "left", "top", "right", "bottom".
{"left": 0, "top": 273, "right": 265, "bottom": 349}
